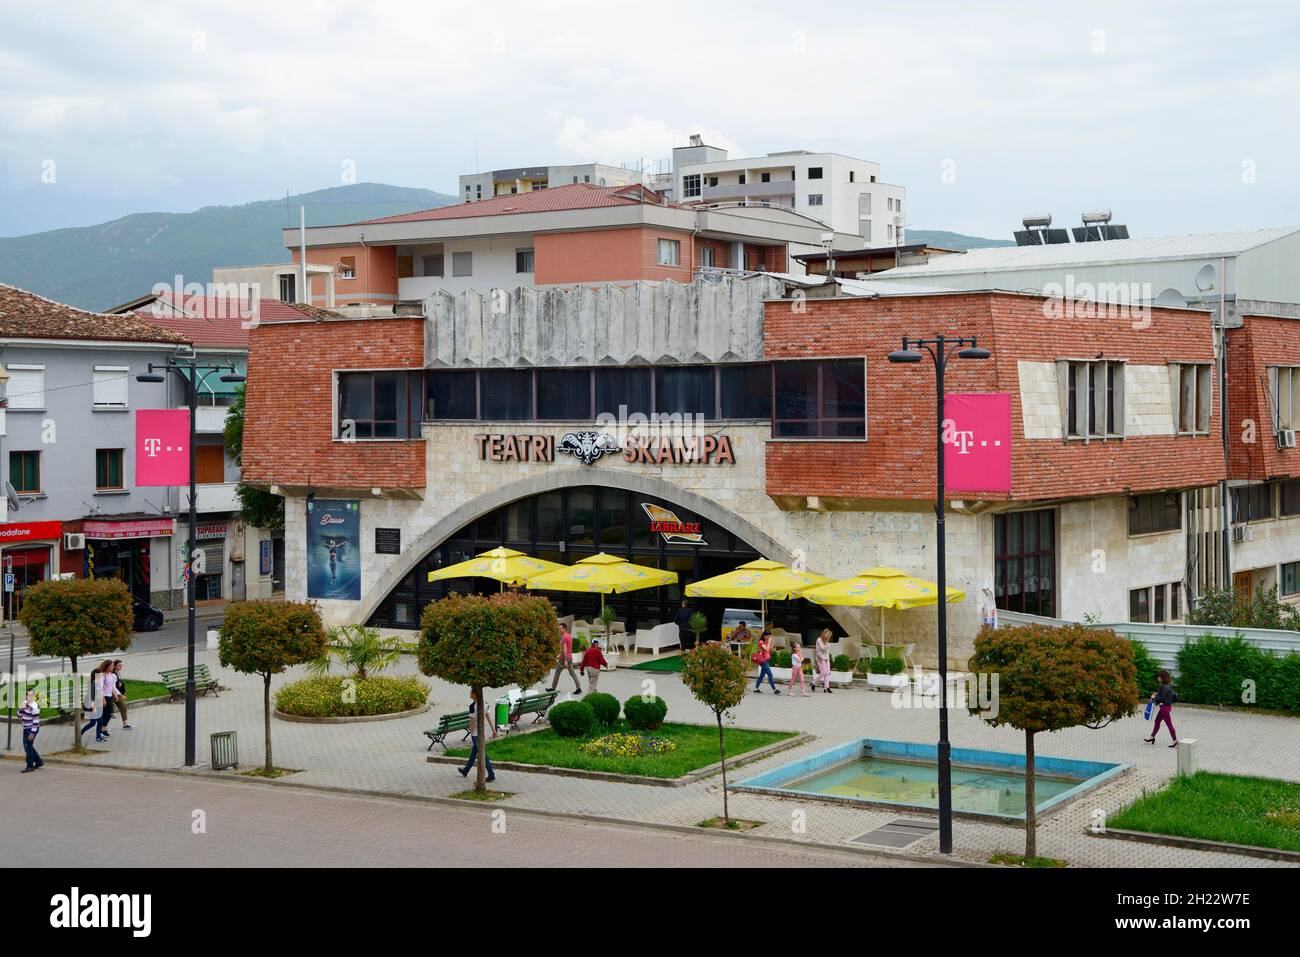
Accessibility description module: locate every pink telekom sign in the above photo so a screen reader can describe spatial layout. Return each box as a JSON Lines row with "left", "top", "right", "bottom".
{"left": 943, "top": 392, "right": 1012, "bottom": 494}
{"left": 135, "top": 409, "right": 191, "bottom": 487}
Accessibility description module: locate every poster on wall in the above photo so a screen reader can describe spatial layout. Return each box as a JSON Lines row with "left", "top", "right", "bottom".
{"left": 306, "top": 499, "right": 361, "bottom": 600}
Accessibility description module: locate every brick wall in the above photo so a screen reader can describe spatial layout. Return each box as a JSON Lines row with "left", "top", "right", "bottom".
{"left": 765, "top": 292, "right": 1226, "bottom": 502}
{"left": 242, "top": 317, "right": 426, "bottom": 492}
{"left": 1228, "top": 314, "right": 1300, "bottom": 481}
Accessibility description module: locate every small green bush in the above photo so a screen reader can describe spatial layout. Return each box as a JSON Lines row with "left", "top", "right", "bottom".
{"left": 771, "top": 650, "right": 792, "bottom": 668}
{"left": 868, "top": 656, "right": 905, "bottom": 675}
{"left": 585, "top": 692, "right": 620, "bottom": 726}
{"left": 1175, "top": 634, "right": 1300, "bottom": 712}
{"left": 624, "top": 694, "right": 668, "bottom": 731}
{"left": 571, "top": 633, "right": 590, "bottom": 653}
{"left": 1130, "top": 639, "right": 1162, "bottom": 698}
{"left": 832, "top": 653, "right": 853, "bottom": 672}
{"left": 274, "top": 675, "right": 429, "bottom": 718}
{"left": 549, "top": 700, "right": 596, "bottom": 737}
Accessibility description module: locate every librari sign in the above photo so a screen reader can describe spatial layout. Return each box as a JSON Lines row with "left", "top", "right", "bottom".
{"left": 474, "top": 430, "right": 737, "bottom": 466}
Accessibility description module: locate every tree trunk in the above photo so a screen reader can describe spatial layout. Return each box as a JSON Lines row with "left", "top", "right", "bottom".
{"left": 717, "top": 713, "right": 729, "bottom": 824}
{"left": 71, "top": 655, "right": 84, "bottom": 754}
{"left": 263, "top": 672, "right": 273, "bottom": 774}
{"left": 474, "top": 685, "right": 486, "bottom": 793}
{"left": 1024, "top": 729, "right": 1036, "bottom": 861}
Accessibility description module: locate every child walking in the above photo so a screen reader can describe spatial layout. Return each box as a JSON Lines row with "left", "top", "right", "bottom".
{"left": 788, "top": 643, "right": 809, "bottom": 696}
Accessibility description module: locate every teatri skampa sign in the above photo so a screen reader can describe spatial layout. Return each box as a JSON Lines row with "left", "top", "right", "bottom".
{"left": 943, "top": 392, "right": 1012, "bottom": 494}
{"left": 135, "top": 410, "right": 191, "bottom": 487}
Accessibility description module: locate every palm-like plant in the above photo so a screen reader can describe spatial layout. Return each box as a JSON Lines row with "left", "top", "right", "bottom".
{"left": 308, "top": 624, "right": 402, "bottom": 681}
{"left": 599, "top": 604, "right": 618, "bottom": 648}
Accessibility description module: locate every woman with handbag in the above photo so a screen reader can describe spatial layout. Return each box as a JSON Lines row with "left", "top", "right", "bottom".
{"left": 752, "top": 629, "right": 780, "bottom": 694}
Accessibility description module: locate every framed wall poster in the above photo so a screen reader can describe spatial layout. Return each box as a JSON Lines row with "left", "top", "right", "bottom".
{"left": 306, "top": 499, "right": 361, "bottom": 600}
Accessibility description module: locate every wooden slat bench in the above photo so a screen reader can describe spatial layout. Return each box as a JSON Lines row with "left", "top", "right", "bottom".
{"left": 424, "top": 711, "right": 473, "bottom": 751}
{"left": 508, "top": 690, "right": 558, "bottom": 731}
{"left": 158, "top": 665, "right": 219, "bottom": 702}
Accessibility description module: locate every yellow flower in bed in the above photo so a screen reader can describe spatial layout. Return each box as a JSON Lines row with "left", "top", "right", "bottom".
{"left": 579, "top": 732, "right": 677, "bottom": 759}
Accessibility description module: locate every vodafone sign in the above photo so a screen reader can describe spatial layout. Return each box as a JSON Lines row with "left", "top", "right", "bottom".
{"left": 0, "top": 521, "right": 63, "bottom": 544}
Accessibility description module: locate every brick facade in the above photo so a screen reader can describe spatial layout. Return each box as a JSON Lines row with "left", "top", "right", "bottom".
{"left": 765, "top": 292, "right": 1226, "bottom": 503}
{"left": 1227, "top": 313, "right": 1300, "bottom": 481}
{"left": 242, "top": 316, "right": 426, "bottom": 493}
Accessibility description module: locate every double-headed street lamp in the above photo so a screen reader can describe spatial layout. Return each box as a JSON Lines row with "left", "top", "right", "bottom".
{"left": 887, "top": 335, "right": 991, "bottom": 855}
{"left": 137, "top": 359, "right": 244, "bottom": 767}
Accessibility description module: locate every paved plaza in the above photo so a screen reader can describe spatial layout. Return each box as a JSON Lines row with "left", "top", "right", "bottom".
{"left": 11, "top": 645, "right": 1299, "bottom": 868}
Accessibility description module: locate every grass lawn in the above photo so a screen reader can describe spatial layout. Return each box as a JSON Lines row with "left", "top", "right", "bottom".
{"left": 446, "top": 720, "right": 796, "bottom": 778}
{"left": 629, "top": 655, "right": 683, "bottom": 673}
{"left": 1109, "top": 772, "right": 1300, "bottom": 853}
{"left": 1, "top": 680, "right": 170, "bottom": 718}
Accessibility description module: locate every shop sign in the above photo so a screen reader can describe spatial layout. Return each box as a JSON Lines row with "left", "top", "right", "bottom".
{"left": 641, "top": 504, "right": 707, "bottom": 545}
{"left": 259, "top": 539, "right": 273, "bottom": 575}
{"left": 83, "top": 518, "right": 175, "bottom": 540}
{"left": 474, "top": 431, "right": 736, "bottom": 466}
{"left": 0, "top": 520, "right": 62, "bottom": 544}
{"left": 195, "top": 523, "right": 227, "bottom": 540}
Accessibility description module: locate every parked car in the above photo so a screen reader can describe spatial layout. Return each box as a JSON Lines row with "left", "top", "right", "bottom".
{"left": 133, "top": 598, "right": 164, "bottom": 632}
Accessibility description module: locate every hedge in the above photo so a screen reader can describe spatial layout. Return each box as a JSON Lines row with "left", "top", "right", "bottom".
{"left": 549, "top": 700, "right": 596, "bottom": 737}
{"left": 274, "top": 675, "right": 430, "bottom": 718}
{"left": 585, "top": 692, "right": 620, "bottom": 727}
{"left": 1176, "top": 634, "right": 1300, "bottom": 712}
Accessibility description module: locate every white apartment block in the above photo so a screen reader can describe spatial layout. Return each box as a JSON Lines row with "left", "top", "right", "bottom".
{"left": 672, "top": 138, "right": 906, "bottom": 245}
{"left": 458, "top": 163, "right": 642, "bottom": 203}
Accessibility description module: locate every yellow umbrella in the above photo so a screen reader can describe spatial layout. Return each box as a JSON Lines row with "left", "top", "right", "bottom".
{"left": 427, "top": 547, "right": 566, "bottom": 591}
{"left": 801, "top": 566, "right": 965, "bottom": 657}
{"left": 525, "top": 552, "right": 678, "bottom": 618}
{"left": 685, "top": 558, "right": 833, "bottom": 631}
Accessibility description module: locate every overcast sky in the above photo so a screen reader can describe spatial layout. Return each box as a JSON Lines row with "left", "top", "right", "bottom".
{"left": 2, "top": 0, "right": 1299, "bottom": 238}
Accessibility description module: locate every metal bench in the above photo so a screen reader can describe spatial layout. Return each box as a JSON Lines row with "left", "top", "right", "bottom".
{"left": 424, "top": 711, "right": 473, "bottom": 751}
{"left": 158, "top": 665, "right": 220, "bottom": 702}
{"left": 507, "top": 690, "right": 558, "bottom": 731}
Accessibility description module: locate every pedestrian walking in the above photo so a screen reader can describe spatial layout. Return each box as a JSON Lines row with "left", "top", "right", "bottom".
{"left": 674, "top": 598, "right": 695, "bottom": 650}
{"left": 580, "top": 637, "right": 608, "bottom": 692}
{"left": 752, "top": 629, "right": 780, "bottom": 694}
{"left": 788, "top": 643, "right": 809, "bottom": 696}
{"left": 111, "top": 660, "right": 133, "bottom": 730}
{"left": 813, "top": 629, "right": 833, "bottom": 694}
{"left": 546, "top": 624, "right": 582, "bottom": 694}
{"left": 97, "top": 662, "right": 118, "bottom": 738}
{"left": 1145, "top": 669, "right": 1179, "bottom": 747}
{"left": 458, "top": 688, "right": 496, "bottom": 783}
{"left": 79, "top": 663, "right": 109, "bottom": 742}
{"left": 20, "top": 689, "right": 43, "bottom": 772}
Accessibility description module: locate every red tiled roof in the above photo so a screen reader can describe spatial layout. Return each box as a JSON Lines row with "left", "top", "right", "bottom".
{"left": 130, "top": 294, "right": 343, "bottom": 348}
{"left": 355, "top": 182, "right": 665, "bottom": 225}
{"left": 0, "top": 283, "right": 189, "bottom": 344}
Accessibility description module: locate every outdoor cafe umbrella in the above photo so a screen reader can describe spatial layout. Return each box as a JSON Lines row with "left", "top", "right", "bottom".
{"left": 684, "top": 558, "right": 833, "bottom": 632}
{"left": 426, "top": 547, "right": 566, "bottom": 591}
{"left": 801, "top": 566, "right": 965, "bottom": 658}
{"left": 524, "top": 552, "right": 678, "bottom": 618}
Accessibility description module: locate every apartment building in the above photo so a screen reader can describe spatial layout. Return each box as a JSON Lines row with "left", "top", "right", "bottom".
{"left": 672, "top": 135, "right": 906, "bottom": 244}
{"left": 276, "top": 182, "right": 859, "bottom": 308}
{"left": 458, "top": 163, "right": 642, "bottom": 203}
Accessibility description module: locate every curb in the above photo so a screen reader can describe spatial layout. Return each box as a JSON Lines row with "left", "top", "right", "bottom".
{"left": 6, "top": 755, "right": 980, "bottom": 867}
{"left": 1090, "top": 827, "right": 1300, "bottom": 864}
{"left": 274, "top": 703, "right": 432, "bottom": 724}
{"left": 427, "top": 731, "right": 813, "bottom": 787}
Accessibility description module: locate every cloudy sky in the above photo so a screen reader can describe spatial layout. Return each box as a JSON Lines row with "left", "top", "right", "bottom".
{"left": 2, "top": 0, "right": 1299, "bottom": 238}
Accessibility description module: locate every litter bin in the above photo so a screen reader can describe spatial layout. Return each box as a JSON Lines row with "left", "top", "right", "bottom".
{"left": 495, "top": 698, "right": 511, "bottom": 732}
{"left": 210, "top": 730, "right": 238, "bottom": 770}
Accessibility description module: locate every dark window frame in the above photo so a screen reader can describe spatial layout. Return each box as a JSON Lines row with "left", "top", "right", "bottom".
{"left": 1128, "top": 492, "right": 1182, "bottom": 535}
{"left": 9, "top": 450, "right": 40, "bottom": 494}
{"left": 771, "top": 358, "right": 866, "bottom": 440}
{"left": 993, "top": 509, "right": 1056, "bottom": 617}
{"left": 1232, "top": 483, "right": 1274, "bottom": 524}
{"left": 95, "top": 448, "right": 124, "bottom": 491}
{"left": 336, "top": 371, "right": 422, "bottom": 440}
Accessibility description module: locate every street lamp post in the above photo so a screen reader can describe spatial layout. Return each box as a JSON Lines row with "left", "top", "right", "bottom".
{"left": 138, "top": 359, "right": 244, "bottom": 766}
{"left": 887, "top": 334, "right": 990, "bottom": 854}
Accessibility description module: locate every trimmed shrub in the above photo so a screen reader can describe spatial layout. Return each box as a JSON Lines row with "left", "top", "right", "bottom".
{"left": 868, "top": 656, "right": 905, "bottom": 675}
{"left": 624, "top": 694, "right": 668, "bottom": 731}
{"left": 1129, "top": 639, "right": 1162, "bottom": 699}
{"left": 771, "top": 650, "right": 793, "bottom": 668}
{"left": 832, "top": 653, "right": 853, "bottom": 672}
{"left": 275, "top": 675, "right": 429, "bottom": 718}
{"left": 549, "top": 700, "right": 596, "bottom": 738}
{"left": 586, "top": 692, "right": 620, "bottom": 727}
{"left": 1176, "top": 634, "right": 1300, "bottom": 712}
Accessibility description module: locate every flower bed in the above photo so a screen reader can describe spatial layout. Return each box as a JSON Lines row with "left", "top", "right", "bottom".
{"left": 274, "top": 674, "right": 430, "bottom": 719}
{"left": 579, "top": 732, "right": 678, "bottom": 758}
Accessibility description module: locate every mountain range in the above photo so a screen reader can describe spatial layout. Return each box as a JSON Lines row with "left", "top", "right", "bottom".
{"left": 0, "top": 183, "right": 1008, "bottom": 311}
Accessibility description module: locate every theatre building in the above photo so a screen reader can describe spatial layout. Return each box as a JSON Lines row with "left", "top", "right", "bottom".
{"left": 238, "top": 267, "right": 1300, "bottom": 666}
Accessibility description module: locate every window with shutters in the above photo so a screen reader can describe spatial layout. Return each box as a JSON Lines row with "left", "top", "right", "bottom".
{"left": 5, "top": 365, "right": 45, "bottom": 410}
{"left": 1057, "top": 359, "right": 1125, "bottom": 438}
{"left": 1169, "top": 362, "right": 1212, "bottom": 434}
{"left": 92, "top": 366, "right": 129, "bottom": 409}
{"left": 196, "top": 445, "right": 226, "bottom": 485}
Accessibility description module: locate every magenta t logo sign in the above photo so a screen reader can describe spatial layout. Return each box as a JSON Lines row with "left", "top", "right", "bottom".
{"left": 135, "top": 410, "right": 191, "bottom": 486}
{"left": 943, "top": 393, "right": 1012, "bottom": 494}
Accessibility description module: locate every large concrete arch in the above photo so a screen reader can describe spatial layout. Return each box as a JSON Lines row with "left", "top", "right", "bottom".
{"left": 350, "top": 468, "right": 799, "bottom": 627}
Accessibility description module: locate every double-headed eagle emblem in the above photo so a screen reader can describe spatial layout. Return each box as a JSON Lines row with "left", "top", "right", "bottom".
{"left": 556, "top": 431, "right": 622, "bottom": 466}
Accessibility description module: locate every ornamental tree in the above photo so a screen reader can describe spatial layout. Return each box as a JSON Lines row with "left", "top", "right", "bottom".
{"left": 419, "top": 592, "right": 559, "bottom": 792}
{"left": 967, "top": 623, "right": 1137, "bottom": 860}
{"left": 219, "top": 600, "right": 326, "bottom": 773}
{"left": 679, "top": 641, "right": 750, "bottom": 824}
{"left": 20, "top": 578, "right": 133, "bottom": 752}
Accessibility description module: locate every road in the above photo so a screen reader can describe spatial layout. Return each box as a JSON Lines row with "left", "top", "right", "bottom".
{"left": 1, "top": 610, "right": 224, "bottom": 673}
{"left": 0, "top": 764, "right": 934, "bottom": 868}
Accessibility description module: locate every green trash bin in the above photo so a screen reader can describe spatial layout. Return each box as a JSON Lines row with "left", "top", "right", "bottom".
{"left": 495, "top": 698, "right": 511, "bottom": 733}
{"left": 210, "top": 730, "right": 238, "bottom": 770}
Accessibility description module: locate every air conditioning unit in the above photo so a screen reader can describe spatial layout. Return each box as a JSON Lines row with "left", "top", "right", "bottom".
{"left": 1232, "top": 525, "right": 1252, "bottom": 543}
{"left": 63, "top": 532, "right": 86, "bottom": 551}
{"left": 1277, "top": 429, "right": 1297, "bottom": 449}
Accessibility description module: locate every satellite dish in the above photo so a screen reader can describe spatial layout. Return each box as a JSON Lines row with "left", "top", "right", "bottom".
{"left": 5, "top": 482, "right": 21, "bottom": 513}
{"left": 1155, "top": 287, "right": 1186, "bottom": 308}
{"left": 1195, "top": 262, "right": 1217, "bottom": 292}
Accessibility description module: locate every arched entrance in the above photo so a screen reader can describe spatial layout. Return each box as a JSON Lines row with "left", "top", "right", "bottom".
{"left": 360, "top": 473, "right": 840, "bottom": 642}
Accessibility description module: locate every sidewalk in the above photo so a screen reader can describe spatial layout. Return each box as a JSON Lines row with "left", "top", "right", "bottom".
{"left": 28, "top": 645, "right": 1300, "bottom": 868}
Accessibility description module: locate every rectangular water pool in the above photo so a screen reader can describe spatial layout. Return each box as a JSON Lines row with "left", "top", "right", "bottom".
{"left": 732, "top": 739, "right": 1128, "bottom": 821}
